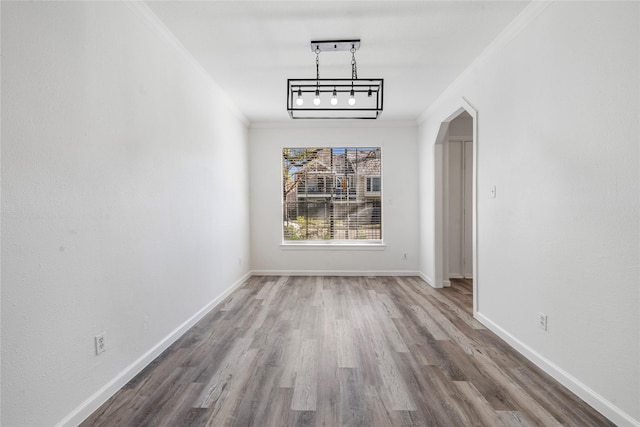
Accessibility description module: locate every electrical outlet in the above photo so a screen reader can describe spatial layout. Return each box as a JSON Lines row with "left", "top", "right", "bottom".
{"left": 538, "top": 313, "right": 548, "bottom": 331}
{"left": 402, "top": 253, "right": 408, "bottom": 260}
{"left": 95, "top": 332, "right": 106, "bottom": 355}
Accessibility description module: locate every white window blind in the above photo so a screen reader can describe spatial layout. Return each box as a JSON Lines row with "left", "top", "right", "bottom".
{"left": 283, "top": 147, "right": 382, "bottom": 242}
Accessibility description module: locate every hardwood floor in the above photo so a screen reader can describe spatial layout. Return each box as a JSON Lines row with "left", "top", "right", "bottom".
{"left": 81, "top": 276, "right": 613, "bottom": 426}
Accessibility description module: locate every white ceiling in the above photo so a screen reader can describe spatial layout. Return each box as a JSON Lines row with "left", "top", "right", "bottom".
{"left": 144, "top": 1, "right": 530, "bottom": 123}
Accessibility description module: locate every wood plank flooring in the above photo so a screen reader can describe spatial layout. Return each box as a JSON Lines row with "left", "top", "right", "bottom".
{"left": 81, "top": 276, "right": 613, "bottom": 426}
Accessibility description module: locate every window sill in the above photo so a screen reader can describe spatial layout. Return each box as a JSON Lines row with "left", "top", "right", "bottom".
{"left": 281, "top": 242, "right": 386, "bottom": 251}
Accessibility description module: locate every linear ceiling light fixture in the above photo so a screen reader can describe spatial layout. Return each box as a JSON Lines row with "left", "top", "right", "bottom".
{"left": 287, "top": 40, "right": 384, "bottom": 119}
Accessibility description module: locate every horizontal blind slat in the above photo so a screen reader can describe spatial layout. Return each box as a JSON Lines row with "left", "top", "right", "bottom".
{"left": 283, "top": 147, "right": 382, "bottom": 242}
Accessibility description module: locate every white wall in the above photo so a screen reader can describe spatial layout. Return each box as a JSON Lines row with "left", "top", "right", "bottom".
{"left": 249, "top": 123, "right": 419, "bottom": 275}
{"left": 1, "top": 2, "right": 250, "bottom": 426}
{"left": 418, "top": 2, "right": 639, "bottom": 425}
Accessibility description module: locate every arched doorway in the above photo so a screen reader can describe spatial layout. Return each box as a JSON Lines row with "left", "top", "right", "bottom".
{"left": 433, "top": 100, "right": 478, "bottom": 314}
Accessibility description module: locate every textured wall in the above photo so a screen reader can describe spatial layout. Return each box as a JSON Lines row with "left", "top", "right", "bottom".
{"left": 249, "top": 123, "right": 420, "bottom": 275}
{"left": 418, "top": 2, "right": 639, "bottom": 425}
{"left": 1, "top": 2, "right": 250, "bottom": 425}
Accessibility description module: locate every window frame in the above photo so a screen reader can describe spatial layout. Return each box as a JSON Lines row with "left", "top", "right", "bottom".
{"left": 281, "top": 146, "right": 384, "bottom": 247}
{"left": 365, "top": 175, "right": 382, "bottom": 195}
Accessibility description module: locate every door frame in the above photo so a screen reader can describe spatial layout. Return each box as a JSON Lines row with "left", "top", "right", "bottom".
{"left": 433, "top": 99, "right": 478, "bottom": 315}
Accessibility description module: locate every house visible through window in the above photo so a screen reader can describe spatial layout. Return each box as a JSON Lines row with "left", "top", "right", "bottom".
{"left": 283, "top": 147, "right": 382, "bottom": 242}
{"left": 366, "top": 176, "right": 381, "bottom": 194}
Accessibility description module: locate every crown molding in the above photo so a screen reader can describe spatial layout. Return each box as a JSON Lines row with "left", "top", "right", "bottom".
{"left": 249, "top": 119, "right": 418, "bottom": 130}
{"left": 123, "top": 1, "right": 248, "bottom": 125}
{"left": 418, "top": 0, "right": 554, "bottom": 124}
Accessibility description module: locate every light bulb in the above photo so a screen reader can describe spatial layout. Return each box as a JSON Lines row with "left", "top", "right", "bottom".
{"left": 296, "top": 89, "right": 303, "bottom": 106}
{"left": 313, "top": 89, "right": 321, "bottom": 106}
{"left": 348, "top": 89, "right": 356, "bottom": 106}
{"left": 331, "top": 89, "right": 338, "bottom": 106}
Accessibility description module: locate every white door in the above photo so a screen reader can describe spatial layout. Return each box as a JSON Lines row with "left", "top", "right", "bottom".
{"left": 448, "top": 140, "right": 473, "bottom": 279}
{"left": 463, "top": 140, "right": 473, "bottom": 279}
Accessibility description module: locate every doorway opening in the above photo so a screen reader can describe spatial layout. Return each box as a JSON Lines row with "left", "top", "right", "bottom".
{"left": 433, "top": 101, "right": 478, "bottom": 315}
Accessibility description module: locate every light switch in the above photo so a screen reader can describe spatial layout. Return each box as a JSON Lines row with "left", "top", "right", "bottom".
{"left": 490, "top": 185, "right": 496, "bottom": 198}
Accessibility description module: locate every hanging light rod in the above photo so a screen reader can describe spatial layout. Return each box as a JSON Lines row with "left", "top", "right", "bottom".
{"left": 310, "top": 39, "right": 360, "bottom": 52}
{"left": 287, "top": 39, "right": 383, "bottom": 119}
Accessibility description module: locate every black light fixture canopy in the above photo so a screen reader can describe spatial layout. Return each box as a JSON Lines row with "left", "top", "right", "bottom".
{"left": 287, "top": 40, "right": 384, "bottom": 119}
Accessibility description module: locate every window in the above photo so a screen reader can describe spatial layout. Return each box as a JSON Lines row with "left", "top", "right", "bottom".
{"left": 283, "top": 147, "right": 382, "bottom": 243}
{"left": 365, "top": 176, "right": 381, "bottom": 194}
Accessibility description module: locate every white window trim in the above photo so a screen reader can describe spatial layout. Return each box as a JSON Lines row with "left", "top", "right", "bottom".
{"left": 282, "top": 147, "right": 383, "bottom": 246}
{"left": 364, "top": 175, "right": 382, "bottom": 196}
{"left": 281, "top": 241, "right": 386, "bottom": 250}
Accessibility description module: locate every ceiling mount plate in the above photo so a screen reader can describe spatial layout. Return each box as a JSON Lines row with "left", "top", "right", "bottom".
{"left": 311, "top": 39, "right": 360, "bottom": 53}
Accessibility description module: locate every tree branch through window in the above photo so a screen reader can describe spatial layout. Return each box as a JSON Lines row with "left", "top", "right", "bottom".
{"left": 283, "top": 147, "right": 382, "bottom": 242}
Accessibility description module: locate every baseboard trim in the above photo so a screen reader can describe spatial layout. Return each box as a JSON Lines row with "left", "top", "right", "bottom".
{"left": 57, "top": 271, "right": 252, "bottom": 427}
{"left": 251, "top": 270, "right": 420, "bottom": 277}
{"left": 475, "top": 312, "right": 639, "bottom": 427}
{"left": 419, "top": 272, "right": 439, "bottom": 288}
{"left": 60, "top": 272, "right": 637, "bottom": 427}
